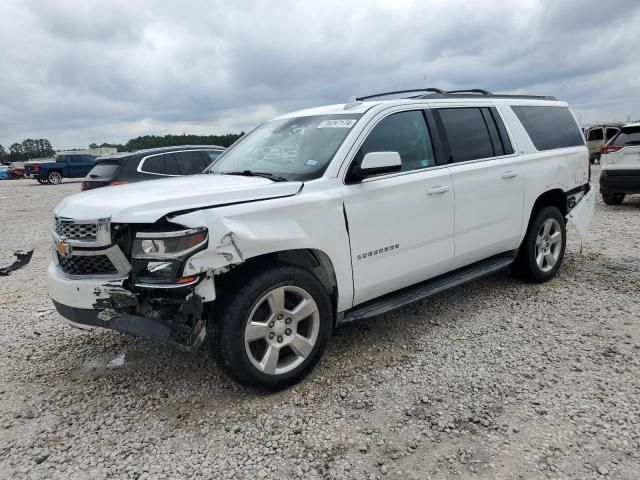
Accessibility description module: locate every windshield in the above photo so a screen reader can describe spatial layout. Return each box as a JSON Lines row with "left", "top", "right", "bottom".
{"left": 209, "top": 114, "right": 362, "bottom": 181}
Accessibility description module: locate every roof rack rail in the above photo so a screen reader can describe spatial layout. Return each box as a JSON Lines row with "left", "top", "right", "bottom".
{"left": 356, "top": 88, "right": 445, "bottom": 101}
{"left": 446, "top": 89, "right": 493, "bottom": 95}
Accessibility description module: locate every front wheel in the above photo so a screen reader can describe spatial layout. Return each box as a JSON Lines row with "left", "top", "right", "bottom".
{"left": 208, "top": 264, "right": 332, "bottom": 391}
{"left": 37, "top": 178, "right": 48, "bottom": 184}
{"left": 513, "top": 206, "right": 566, "bottom": 283}
{"left": 602, "top": 192, "right": 625, "bottom": 205}
{"left": 47, "top": 171, "right": 63, "bottom": 185}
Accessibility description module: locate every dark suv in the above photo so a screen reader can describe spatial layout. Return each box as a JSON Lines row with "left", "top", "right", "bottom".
{"left": 81, "top": 145, "right": 225, "bottom": 190}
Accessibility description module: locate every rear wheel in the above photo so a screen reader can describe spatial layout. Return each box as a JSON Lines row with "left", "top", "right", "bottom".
{"left": 602, "top": 192, "right": 625, "bottom": 205}
{"left": 47, "top": 171, "right": 62, "bottom": 185}
{"left": 208, "top": 264, "right": 332, "bottom": 391}
{"left": 513, "top": 206, "right": 566, "bottom": 283}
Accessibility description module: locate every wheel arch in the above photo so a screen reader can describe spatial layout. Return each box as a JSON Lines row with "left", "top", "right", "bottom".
{"left": 526, "top": 188, "right": 567, "bottom": 229}
{"left": 214, "top": 248, "right": 339, "bottom": 321}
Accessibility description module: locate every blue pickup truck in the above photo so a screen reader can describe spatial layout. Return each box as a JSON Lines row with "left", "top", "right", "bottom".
{"left": 25, "top": 153, "right": 96, "bottom": 185}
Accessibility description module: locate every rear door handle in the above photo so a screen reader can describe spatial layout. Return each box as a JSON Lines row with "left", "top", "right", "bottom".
{"left": 501, "top": 170, "right": 518, "bottom": 179}
{"left": 427, "top": 185, "right": 449, "bottom": 195}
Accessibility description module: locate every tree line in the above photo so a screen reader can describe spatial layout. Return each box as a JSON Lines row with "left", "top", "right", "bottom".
{"left": 1, "top": 133, "right": 244, "bottom": 163}
{"left": 0, "top": 139, "right": 56, "bottom": 162}
{"left": 89, "top": 133, "right": 245, "bottom": 153}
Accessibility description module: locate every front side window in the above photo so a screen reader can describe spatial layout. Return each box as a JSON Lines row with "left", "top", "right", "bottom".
{"left": 587, "top": 128, "right": 604, "bottom": 141}
{"left": 438, "top": 108, "right": 495, "bottom": 162}
{"left": 359, "top": 110, "right": 435, "bottom": 172}
{"left": 209, "top": 114, "right": 362, "bottom": 181}
{"left": 512, "top": 106, "right": 584, "bottom": 151}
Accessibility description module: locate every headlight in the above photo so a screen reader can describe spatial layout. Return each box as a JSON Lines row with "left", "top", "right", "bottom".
{"left": 131, "top": 227, "right": 208, "bottom": 288}
{"left": 133, "top": 227, "right": 208, "bottom": 259}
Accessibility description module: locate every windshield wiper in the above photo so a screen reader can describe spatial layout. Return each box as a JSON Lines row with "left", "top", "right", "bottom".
{"left": 219, "top": 170, "right": 289, "bottom": 182}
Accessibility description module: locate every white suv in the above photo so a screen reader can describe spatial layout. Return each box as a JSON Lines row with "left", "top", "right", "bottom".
{"left": 599, "top": 121, "right": 640, "bottom": 205}
{"left": 48, "top": 88, "right": 595, "bottom": 390}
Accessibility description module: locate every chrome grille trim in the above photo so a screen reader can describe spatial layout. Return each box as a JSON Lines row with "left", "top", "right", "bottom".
{"left": 53, "top": 216, "right": 111, "bottom": 247}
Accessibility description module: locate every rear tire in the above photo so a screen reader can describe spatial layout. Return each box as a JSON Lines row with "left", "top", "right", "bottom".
{"left": 602, "top": 192, "right": 625, "bottom": 205}
{"left": 208, "top": 264, "right": 332, "bottom": 391}
{"left": 47, "top": 171, "right": 62, "bottom": 185}
{"left": 513, "top": 206, "right": 566, "bottom": 283}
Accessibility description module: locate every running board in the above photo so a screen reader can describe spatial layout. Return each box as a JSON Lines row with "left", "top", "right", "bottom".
{"left": 341, "top": 250, "right": 518, "bottom": 323}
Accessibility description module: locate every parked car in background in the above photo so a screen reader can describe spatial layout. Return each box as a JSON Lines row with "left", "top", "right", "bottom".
{"left": 599, "top": 122, "right": 640, "bottom": 205}
{"left": 585, "top": 124, "right": 623, "bottom": 163}
{"left": 48, "top": 88, "right": 594, "bottom": 390}
{"left": 24, "top": 153, "right": 96, "bottom": 184}
{"left": 81, "top": 145, "right": 225, "bottom": 190}
{"left": 8, "top": 162, "right": 25, "bottom": 179}
{"left": 0, "top": 165, "right": 9, "bottom": 180}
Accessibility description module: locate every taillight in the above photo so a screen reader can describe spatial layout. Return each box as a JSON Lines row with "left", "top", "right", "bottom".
{"left": 601, "top": 145, "right": 623, "bottom": 155}
{"left": 110, "top": 181, "right": 128, "bottom": 186}
{"left": 33, "top": 165, "right": 39, "bottom": 172}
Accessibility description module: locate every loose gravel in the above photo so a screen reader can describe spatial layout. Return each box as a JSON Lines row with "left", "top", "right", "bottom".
{"left": 1, "top": 170, "right": 639, "bottom": 480}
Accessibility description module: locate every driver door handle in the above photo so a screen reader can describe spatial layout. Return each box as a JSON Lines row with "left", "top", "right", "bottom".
{"left": 427, "top": 185, "right": 449, "bottom": 195}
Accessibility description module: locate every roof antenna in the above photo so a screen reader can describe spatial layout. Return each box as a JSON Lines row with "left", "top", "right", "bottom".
{"left": 344, "top": 96, "right": 363, "bottom": 110}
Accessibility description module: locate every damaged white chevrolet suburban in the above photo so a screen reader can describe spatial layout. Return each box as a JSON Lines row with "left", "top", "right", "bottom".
{"left": 48, "top": 88, "right": 595, "bottom": 390}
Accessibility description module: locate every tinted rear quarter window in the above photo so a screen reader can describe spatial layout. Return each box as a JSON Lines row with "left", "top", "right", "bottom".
{"left": 438, "top": 108, "right": 495, "bottom": 162}
{"left": 141, "top": 154, "right": 166, "bottom": 174}
{"left": 512, "top": 106, "right": 584, "bottom": 150}
{"left": 611, "top": 127, "right": 640, "bottom": 145}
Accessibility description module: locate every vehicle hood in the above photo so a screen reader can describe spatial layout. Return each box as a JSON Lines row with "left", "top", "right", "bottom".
{"left": 54, "top": 174, "right": 303, "bottom": 223}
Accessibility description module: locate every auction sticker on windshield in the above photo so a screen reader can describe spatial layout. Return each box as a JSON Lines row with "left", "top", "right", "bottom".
{"left": 317, "top": 119, "right": 357, "bottom": 129}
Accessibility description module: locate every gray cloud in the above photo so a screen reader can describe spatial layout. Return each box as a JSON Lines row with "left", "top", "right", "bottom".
{"left": 1, "top": 0, "right": 639, "bottom": 149}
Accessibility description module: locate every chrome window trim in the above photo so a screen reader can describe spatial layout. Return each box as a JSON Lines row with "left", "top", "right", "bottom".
{"left": 137, "top": 149, "right": 223, "bottom": 177}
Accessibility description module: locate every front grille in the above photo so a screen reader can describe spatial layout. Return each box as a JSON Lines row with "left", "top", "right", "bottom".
{"left": 55, "top": 219, "right": 97, "bottom": 241}
{"left": 57, "top": 254, "right": 116, "bottom": 275}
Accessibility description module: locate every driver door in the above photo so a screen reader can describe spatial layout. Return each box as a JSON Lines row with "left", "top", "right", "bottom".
{"left": 342, "top": 109, "right": 455, "bottom": 305}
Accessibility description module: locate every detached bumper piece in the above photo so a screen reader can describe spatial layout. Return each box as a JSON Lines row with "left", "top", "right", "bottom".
{"left": 52, "top": 285, "right": 206, "bottom": 352}
{"left": 599, "top": 169, "right": 640, "bottom": 194}
{"left": 0, "top": 249, "right": 34, "bottom": 276}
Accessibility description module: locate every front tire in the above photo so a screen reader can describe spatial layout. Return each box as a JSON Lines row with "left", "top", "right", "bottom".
{"left": 208, "top": 264, "right": 332, "bottom": 391}
{"left": 513, "top": 206, "right": 566, "bottom": 283}
{"left": 37, "top": 178, "right": 48, "bottom": 184}
{"left": 47, "top": 171, "right": 62, "bottom": 185}
{"left": 602, "top": 192, "right": 625, "bottom": 205}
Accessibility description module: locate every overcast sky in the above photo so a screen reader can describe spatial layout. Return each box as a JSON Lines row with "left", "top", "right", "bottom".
{"left": 0, "top": 0, "right": 638, "bottom": 149}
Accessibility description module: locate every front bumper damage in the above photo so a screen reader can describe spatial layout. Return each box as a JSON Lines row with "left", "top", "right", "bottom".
{"left": 47, "top": 262, "right": 212, "bottom": 351}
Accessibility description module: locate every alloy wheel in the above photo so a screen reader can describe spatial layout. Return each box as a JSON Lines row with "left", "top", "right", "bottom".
{"left": 244, "top": 285, "right": 320, "bottom": 375}
{"left": 535, "top": 218, "right": 562, "bottom": 272}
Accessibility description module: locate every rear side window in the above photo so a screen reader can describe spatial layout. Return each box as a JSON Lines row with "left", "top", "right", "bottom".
{"left": 88, "top": 161, "right": 119, "bottom": 178}
{"left": 164, "top": 154, "right": 181, "bottom": 175}
{"left": 605, "top": 128, "right": 619, "bottom": 141}
{"left": 141, "top": 154, "right": 166, "bottom": 174}
{"left": 438, "top": 108, "right": 494, "bottom": 162}
{"left": 512, "top": 106, "right": 584, "bottom": 150}
{"left": 175, "top": 151, "right": 207, "bottom": 175}
{"left": 611, "top": 126, "right": 640, "bottom": 145}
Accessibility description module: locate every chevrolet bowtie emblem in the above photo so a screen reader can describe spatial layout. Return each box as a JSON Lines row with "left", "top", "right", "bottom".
{"left": 55, "top": 240, "right": 71, "bottom": 257}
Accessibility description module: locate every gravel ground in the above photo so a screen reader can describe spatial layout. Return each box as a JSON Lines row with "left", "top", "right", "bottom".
{"left": 1, "top": 170, "right": 639, "bottom": 480}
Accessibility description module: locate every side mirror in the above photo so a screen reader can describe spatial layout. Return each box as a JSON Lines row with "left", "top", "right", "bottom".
{"left": 360, "top": 152, "right": 402, "bottom": 177}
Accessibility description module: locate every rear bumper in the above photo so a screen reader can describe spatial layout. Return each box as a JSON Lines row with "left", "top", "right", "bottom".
{"left": 599, "top": 169, "right": 640, "bottom": 194}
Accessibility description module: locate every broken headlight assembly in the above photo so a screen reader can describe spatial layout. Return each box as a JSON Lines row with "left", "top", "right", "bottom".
{"left": 131, "top": 227, "right": 208, "bottom": 288}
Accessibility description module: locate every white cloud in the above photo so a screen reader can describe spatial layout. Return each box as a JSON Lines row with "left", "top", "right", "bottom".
{"left": 0, "top": 0, "right": 638, "bottom": 148}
